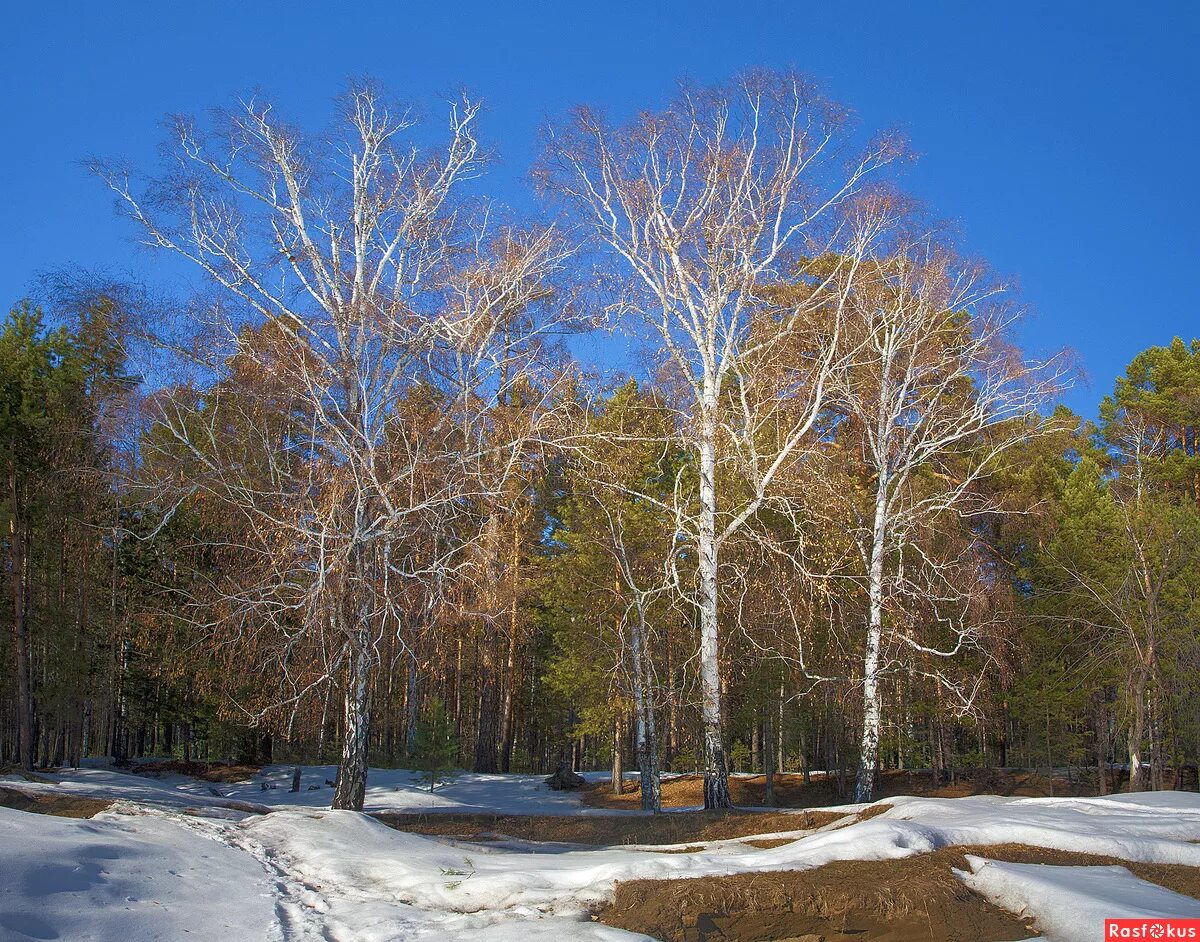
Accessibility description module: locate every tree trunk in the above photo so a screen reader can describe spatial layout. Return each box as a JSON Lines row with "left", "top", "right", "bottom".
{"left": 697, "top": 433, "right": 731, "bottom": 809}
{"left": 764, "top": 711, "right": 776, "bottom": 807}
{"left": 404, "top": 652, "right": 420, "bottom": 758}
{"left": 630, "top": 607, "right": 661, "bottom": 813}
{"left": 474, "top": 669, "right": 500, "bottom": 773}
{"left": 498, "top": 627, "right": 518, "bottom": 773}
{"left": 800, "top": 723, "right": 811, "bottom": 785}
{"left": 855, "top": 471, "right": 888, "bottom": 802}
{"left": 332, "top": 636, "right": 371, "bottom": 811}
{"left": 499, "top": 517, "right": 521, "bottom": 773}
{"left": 611, "top": 714, "right": 624, "bottom": 795}
{"left": 10, "top": 469, "right": 34, "bottom": 772}
{"left": 1094, "top": 697, "right": 1109, "bottom": 796}
{"left": 317, "top": 681, "right": 332, "bottom": 763}
{"left": 1128, "top": 668, "right": 1149, "bottom": 792}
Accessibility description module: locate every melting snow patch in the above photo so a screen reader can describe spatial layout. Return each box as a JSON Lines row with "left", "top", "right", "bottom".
{"left": 957, "top": 854, "right": 1200, "bottom": 942}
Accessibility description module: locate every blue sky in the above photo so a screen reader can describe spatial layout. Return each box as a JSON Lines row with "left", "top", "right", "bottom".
{"left": 2, "top": 1, "right": 1196, "bottom": 416}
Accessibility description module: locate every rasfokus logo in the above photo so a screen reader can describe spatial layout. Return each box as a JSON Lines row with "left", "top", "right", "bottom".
{"left": 1106, "top": 920, "right": 1200, "bottom": 939}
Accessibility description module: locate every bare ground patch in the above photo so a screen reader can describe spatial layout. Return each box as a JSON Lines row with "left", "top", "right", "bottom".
{"left": 0, "top": 785, "right": 112, "bottom": 819}
{"left": 582, "top": 768, "right": 1114, "bottom": 810}
{"left": 129, "top": 759, "right": 263, "bottom": 783}
{"left": 597, "top": 843, "right": 1200, "bottom": 942}
{"left": 375, "top": 808, "right": 845, "bottom": 846}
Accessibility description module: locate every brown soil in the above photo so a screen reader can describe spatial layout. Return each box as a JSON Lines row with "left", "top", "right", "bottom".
{"left": 0, "top": 785, "right": 113, "bottom": 819}
{"left": 130, "top": 759, "right": 263, "bottom": 783}
{"left": 598, "top": 843, "right": 1200, "bottom": 942}
{"left": 376, "top": 808, "right": 846, "bottom": 846}
{"left": 583, "top": 768, "right": 1110, "bottom": 810}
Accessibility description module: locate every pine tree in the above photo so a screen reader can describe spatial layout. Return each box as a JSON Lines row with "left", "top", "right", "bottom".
{"left": 413, "top": 699, "right": 459, "bottom": 793}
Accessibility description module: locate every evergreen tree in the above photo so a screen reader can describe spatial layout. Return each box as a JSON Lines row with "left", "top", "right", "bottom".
{"left": 413, "top": 698, "right": 459, "bottom": 793}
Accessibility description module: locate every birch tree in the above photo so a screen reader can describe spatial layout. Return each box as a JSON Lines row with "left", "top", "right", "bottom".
{"left": 829, "top": 239, "right": 1065, "bottom": 801}
{"left": 541, "top": 70, "right": 902, "bottom": 806}
{"left": 97, "top": 85, "right": 568, "bottom": 809}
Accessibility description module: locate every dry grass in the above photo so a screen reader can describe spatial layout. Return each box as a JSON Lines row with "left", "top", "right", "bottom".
{"left": 376, "top": 808, "right": 845, "bottom": 846}
{"left": 600, "top": 848, "right": 1033, "bottom": 942}
{"left": 598, "top": 842, "right": 1200, "bottom": 942}
{"left": 0, "top": 785, "right": 112, "bottom": 819}
{"left": 129, "top": 760, "right": 262, "bottom": 783}
{"left": 582, "top": 768, "right": 1115, "bottom": 811}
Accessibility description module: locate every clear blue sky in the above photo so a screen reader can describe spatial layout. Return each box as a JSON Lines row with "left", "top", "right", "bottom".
{"left": 2, "top": 1, "right": 1196, "bottom": 417}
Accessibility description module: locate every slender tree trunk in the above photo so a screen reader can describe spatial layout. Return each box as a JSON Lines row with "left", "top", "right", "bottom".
{"left": 800, "top": 722, "right": 811, "bottom": 785}
{"left": 81, "top": 700, "right": 93, "bottom": 760}
{"left": 697, "top": 431, "right": 731, "bottom": 809}
{"left": 764, "top": 710, "right": 776, "bottom": 807}
{"left": 855, "top": 470, "right": 889, "bottom": 802}
{"left": 499, "top": 517, "right": 521, "bottom": 773}
{"left": 498, "top": 628, "right": 517, "bottom": 773}
{"left": 10, "top": 469, "right": 34, "bottom": 772}
{"left": 332, "top": 632, "right": 372, "bottom": 811}
{"left": 1095, "top": 697, "right": 1109, "bottom": 796}
{"left": 611, "top": 714, "right": 624, "bottom": 795}
{"left": 1128, "top": 667, "right": 1149, "bottom": 792}
{"left": 316, "top": 680, "right": 332, "bottom": 763}
{"left": 404, "top": 651, "right": 420, "bottom": 758}
{"left": 630, "top": 606, "right": 661, "bottom": 812}
{"left": 474, "top": 513, "right": 503, "bottom": 774}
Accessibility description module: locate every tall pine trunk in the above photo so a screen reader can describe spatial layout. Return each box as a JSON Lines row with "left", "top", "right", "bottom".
{"left": 404, "top": 651, "right": 420, "bottom": 758}
{"left": 498, "top": 516, "right": 521, "bottom": 773}
{"left": 610, "top": 714, "right": 624, "bottom": 794}
{"left": 10, "top": 468, "right": 34, "bottom": 772}
{"left": 1094, "top": 697, "right": 1109, "bottom": 796}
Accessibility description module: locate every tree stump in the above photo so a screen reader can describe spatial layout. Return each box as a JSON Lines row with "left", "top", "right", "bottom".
{"left": 544, "top": 763, "right": 587, "bottom": 790}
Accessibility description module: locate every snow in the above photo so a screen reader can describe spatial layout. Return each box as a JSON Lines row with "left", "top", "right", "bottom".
{"left": 1, "top": 764, "right": 625, "bottom": 815}
{"left": 874, "top": 792, "right": 1200, "bottom": 865}
{"left": 958, "top": 855, "right": 1200, "bottom": 942}
{"left": 0, "top": 805, "right": 274, "bottom": 942}
{"left": 3, "top": 763, "right": 1200, "bottom": 940}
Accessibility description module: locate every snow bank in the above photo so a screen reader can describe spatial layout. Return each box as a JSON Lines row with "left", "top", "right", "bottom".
{"left": 1, "top": 763, "right": 621, "bottom": 815}
{"left": 959, "top": 855, "right": 1200, "bottom": 942}
{"left": 0, "top": 806, "right": 274, "bottom": 942}
{"left": 876, "top": 793, "right": 1200, "bottom": 865}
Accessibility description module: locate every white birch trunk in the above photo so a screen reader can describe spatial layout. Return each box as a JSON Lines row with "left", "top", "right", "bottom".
{"left": 333, "top": 632, "right": 372, "bottom": 811}
{"left": 697, "top": 428, "right": 731, "bottom": 809}
{"left": 855, "top": 469, "right": 888, "bottom": 801}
